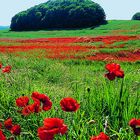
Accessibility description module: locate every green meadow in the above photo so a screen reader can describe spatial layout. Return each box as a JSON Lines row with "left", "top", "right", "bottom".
{"left": 0, "top": 20, "right": 140, "bottom": 39}
{"left": 0, "top": 20, "right": 139, "bottom": 140}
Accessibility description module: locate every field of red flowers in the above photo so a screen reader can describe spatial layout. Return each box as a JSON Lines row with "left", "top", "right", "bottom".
{"left": 0, "top": 61, "right": 139, "bottom": 140}
{"left": 0, "top": 33, "right": 139, "bottom": 140}
{"left": 0, "top": 35, "right": 140, "bottom": 62}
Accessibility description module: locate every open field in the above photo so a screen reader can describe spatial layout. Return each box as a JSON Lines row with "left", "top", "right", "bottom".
{"left": 0, "top": 35, "right": 140, "bottom": 62}
{"left": 0, "top": 20, "right": 139, "bottom": 140}
{"left": 0, "top": 20, "right": 140, "bottom": 38}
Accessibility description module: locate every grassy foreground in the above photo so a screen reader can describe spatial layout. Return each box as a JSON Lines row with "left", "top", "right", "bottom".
{"left": 0, "top": 20, "right": 140, "bottom": 39}
{"left": 0, "top": 53, "right": 139, "bottom": 139}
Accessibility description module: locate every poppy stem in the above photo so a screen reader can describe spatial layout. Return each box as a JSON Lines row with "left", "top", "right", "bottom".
{"left": 118, "top": 78, "right": 124, "bottom": 129}
{"left": 119, "top": 78, "right": 124, "bottom": 102}
{"left": 135, "top": 135, "right": 139, "bottom": 140}
{"left": 65, "top": 133, "right": 68, "bottom": 140}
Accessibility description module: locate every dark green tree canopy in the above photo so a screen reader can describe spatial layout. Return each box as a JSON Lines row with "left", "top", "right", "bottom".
{"left": 132, "top": 12, "right": 140, "bottom": 20}
{"left": 10, "top": 0, "right": 106, "bottom": 31}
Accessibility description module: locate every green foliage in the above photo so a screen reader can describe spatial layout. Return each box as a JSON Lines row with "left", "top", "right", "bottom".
{"left": 10, "top": 0, "right": 106, "bottom": 31}
{"left": 132, "top": 12, "right": 140, "bottom": 20}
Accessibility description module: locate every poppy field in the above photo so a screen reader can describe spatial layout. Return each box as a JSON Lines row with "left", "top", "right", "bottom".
{"left": 0, "top": 20, "right": 139, "bottom": 140}
{"left": 0, "top": 35, "right": 140, "bottom": 62}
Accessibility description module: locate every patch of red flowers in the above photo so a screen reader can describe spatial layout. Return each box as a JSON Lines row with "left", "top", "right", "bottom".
{"left": 38, "top": 118, "right": 68, "bottom": 140}
{"left": 105, "top": 63, "right": 124, "bottom": 80}
{"left": 86, "top": 50, "right": 140, "bottom": 62}
{"left": 21, "top": 97, "right": 41, "bottom": 116}
{"left": 21, "top": 103, "right": 40, "bottom": 116}
{"left": 0, "top": 36, "right": 139, "bottom": 62}
{"left": 0, "top": 63, "right": 12, "bottom": 73}
{"left": 60, "top": 97, "right": 80, "bottom": 112}
{"left": 129, "top": 118, "right": 140, "bottom": 136}
{"left": 16, "top": 96, "right": 29, "bottom": 107}
{"left": 76, "top": 36, "right": 138, "bottom": 44}
{"left": 2, "top": 65, "right": 11, "bottom": 73}
{"left": 16, "top": 92, "right": 52, "bottom": 116}
{"left": 4, "top": 118, "right": 21, "bottom": 135}
{"left": 90, "top": 132, "right": 110, "bottom": 140}
{"left": 32, "top": 92, "right": 52, "bottom": 111}
{"left": 0, "top": 118, "right": 21, "bottom": 139}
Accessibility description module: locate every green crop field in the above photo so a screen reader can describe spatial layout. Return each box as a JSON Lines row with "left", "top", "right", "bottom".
{"left": 0, "top": 20, "right": 139, "bottom": 140}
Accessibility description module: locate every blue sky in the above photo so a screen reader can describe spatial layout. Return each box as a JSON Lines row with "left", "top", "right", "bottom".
{"left": 0, "top": 0, "right": 140, "bottom": 26}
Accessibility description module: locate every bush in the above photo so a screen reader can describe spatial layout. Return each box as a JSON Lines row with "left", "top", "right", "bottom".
{"left": 132, "top": 12, "right": 140, "bottom": 20}
{"left": 10, "top": 0, "right": 106, "bottom": 31}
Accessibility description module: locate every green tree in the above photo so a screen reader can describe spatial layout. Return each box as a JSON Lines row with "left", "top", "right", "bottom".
{"left": 132, "top": 12, "right": 140, "bottom": 20}
{"left": 10, "top": 0, "right": 107, "bottom": 31}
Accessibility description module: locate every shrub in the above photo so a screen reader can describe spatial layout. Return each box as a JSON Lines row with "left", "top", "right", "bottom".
{"left": 132, "top": 12, "right": 140, "bottom": 20}
{"left": 10, "top": 0, "right": 106, "bottom": 31}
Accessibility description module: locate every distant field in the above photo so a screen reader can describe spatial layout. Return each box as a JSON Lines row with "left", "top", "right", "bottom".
{"left": 0, "top": 20, "right": 140, "bottom": 38}
{"left": 0, "top": 20, "right": 140, "bottom": 62}
{"left": 0, "top": 35, "right": 139, "bottom": 62}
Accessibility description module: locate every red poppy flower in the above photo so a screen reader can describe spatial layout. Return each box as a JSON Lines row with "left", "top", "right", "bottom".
{"left": 32, "top": 92, "right": 50, "bottom": 103}
{"left": 21, "top": 98, "right": 41, "bottom": 116}
{"left": 31, "top": 98, "right": 41, "bottom": 113}
{"left": 129, "top": 118, "right": 140, "bottom": 127}
{"left": 38, "top": 126, "right": 54, "bottom": 140}
{"left": 38, "top": 118, "right": 67, "bottom": 140}
{"left": 22, "top": 104, "right": 34, "bottom": 116}
{"left": 31, "top": 92, "right": 40, "bottom": 100}
{"left": 11, "top": 125, "right": 21, "bottom": 136}
{"left": 43, "top": 118, "right": 68, "bottom": 135}
{"left": 105, "top": 63, "right": 120, "bottom": 72}
{"left": 114, "top": 70, "right": 124, "bottom": 78}
{"left": 2, "top": 65, "right": 11, "bottom": 73}
{"left": 32, "top": 92, "right": 52, "bottom": 111}
{"left": 90, "top": 132, "right": 110, "bottom": 140}
{"left": 60, "top": 97, "right": 80, "bottom": 112}
{"left": 0, "top": 63, "right": 2, "bottom": 69}
{"left": 39, "top": 95, "right": 52, "bottom": 111}
{"left": 16, "top": 96, "right": 29, "bottom": 107}
{"left": 105, "top": 63, "right": 124, "bottom": 80}
{"left": 129, "top": 118, "right": 140, "bottom": 136}
{"left": 0, "top": 130, "right": 6, "bottom": 140}
{"left": 42, "top": 100, "right": 52, "bottom": 111}
{"left": 4, "top": 118, "right": 13, "bottom": 130}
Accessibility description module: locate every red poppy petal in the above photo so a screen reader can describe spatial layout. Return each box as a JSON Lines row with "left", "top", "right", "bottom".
{"left": 60, "top": 97, "right": 80, "bottom": 112}
{"left": 11, "top": 125, "right": 21, "bottom": 136}
{"left": 4, "top": 118, "right": 13, "bottom": 130}
{"left": 105, "top": 72, "right": 116, "bottom": 81}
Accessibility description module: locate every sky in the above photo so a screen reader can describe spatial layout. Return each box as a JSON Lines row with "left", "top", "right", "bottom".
{"left": 0, "top": 0, "right": 140, "bottom": 26}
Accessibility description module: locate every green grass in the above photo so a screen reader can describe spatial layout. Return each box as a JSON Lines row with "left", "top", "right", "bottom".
{"left": 0, "top": 41, "right": 22, "bottom": 46}
{"left": 0, "top": 20, "right": 139, "bottom": 140}
{"left": 0, "top": 20, "right": 140, "bottom": 39}
{"left": 72, "top": 39, "right": 140, "bottom": 54}
{"left": 0, "top": 53, "right": 139, "bottom": 140}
